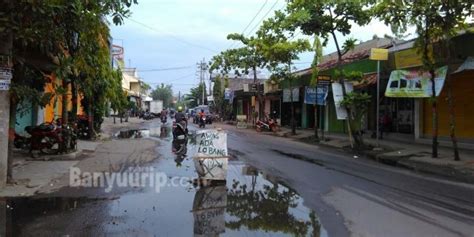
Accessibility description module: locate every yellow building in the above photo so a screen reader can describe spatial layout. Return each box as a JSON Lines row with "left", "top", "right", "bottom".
{"left": 43, "top": 74, "right": 84, "bottom": 123}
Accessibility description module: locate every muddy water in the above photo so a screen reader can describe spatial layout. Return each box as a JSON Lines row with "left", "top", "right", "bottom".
{"left": 2, "top": 124, "right": 328, "bottom": 237}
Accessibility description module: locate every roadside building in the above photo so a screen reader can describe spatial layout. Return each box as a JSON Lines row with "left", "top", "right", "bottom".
{"left": 263, "top": 79, "right": 282, "bottom": 123}
{"left": 416, "top": 33, "right": 474, "bottom": 147}
{"left": 121, "top": 68, "right": 142, "bottom": 116}
{"left": 226, "top": 77, "right": 267, "bottom": 123}
{"left": 282, "top": 37, "right": 395, "bottom": 132}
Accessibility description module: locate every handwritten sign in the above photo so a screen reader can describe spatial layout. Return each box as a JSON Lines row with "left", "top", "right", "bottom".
{"left": 196, "top": 130, "right": 227, "bottom": 158}
{"left": 194, "top": 129, "right": 229, "bottom": 180}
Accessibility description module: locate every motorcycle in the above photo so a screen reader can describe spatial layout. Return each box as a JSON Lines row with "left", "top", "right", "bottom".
{"left": 14, "top": 133, "right": 30, "bottom": 150}
{"left": 199, "top": 116, "right": 206, "bottom": 128}
{"left": 25, "top": 120, "right": 77, "bottom": 155}
{"left": 172, "top": 120, "right": 188, "bottom": 155}
{"left": 76, "top": 115, "right": 91, "bottom": 139}
{"left": 142, "top": 112, "right": 154, "bottom": 120}
{"left": 256, "top": 118, "right": 279, "bottom": 133}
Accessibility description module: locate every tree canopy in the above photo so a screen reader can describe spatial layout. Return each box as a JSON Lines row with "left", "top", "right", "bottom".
{"left": 151, "top": 84, "right": 174, "bottom": 108}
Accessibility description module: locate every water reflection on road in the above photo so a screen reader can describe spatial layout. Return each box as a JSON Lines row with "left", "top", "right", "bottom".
{"left": 1, "top": 122, "right": 327, "bottom": 236}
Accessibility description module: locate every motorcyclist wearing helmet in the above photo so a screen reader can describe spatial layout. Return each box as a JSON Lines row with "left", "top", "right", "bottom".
{"left": 175, "top": 106, "right": 186, "bottom": 124}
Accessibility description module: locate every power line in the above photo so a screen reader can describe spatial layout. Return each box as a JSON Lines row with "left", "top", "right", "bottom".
{"left": 229, "top": 0, "right": 281, "bottom": 50}
{"left": 146, "top": 72, "right": 196, "bottom": 85}
{"left": 125, "top": 17, "right": 218, "bottom": 53}
{"left": 137, "top": 66, "right": 194, "bottom": 72}
{"left": 228, "top": 0, "right": 269, "bottom": 49}
{"left": 242, "top": 0, "right": 270, "bottom": 36}
{"left": 247, "top": 0, "right": 281, "bottom": 40}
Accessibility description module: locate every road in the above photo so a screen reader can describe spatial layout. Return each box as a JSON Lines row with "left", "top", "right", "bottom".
{"left": 2, "top": 119, "right": 474, "bottom": 237}
{"left": 223, "top": 123, "right": 474, "bottom": 237}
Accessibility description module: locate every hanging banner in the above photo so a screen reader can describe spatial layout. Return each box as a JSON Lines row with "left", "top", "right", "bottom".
{"left": 304, "top": 86, "right": 328, "bottom": 105}
{"left": 283, "top": 88, "right": 299, "bottom": 102}
{"left": 385, "top": 66, "right": 447, "bottom": 98}
{"left": 332, "top": 82, "right": 353, "bottom": 120}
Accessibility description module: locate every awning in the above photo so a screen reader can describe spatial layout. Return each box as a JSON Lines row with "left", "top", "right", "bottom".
{"left": 453, "top": 57, "right": 474, "bottom": 74}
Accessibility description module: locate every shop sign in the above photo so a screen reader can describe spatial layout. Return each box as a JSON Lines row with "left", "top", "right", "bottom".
{"left": 317, "top": 75, "right": 331, "bottom": 86}
{"left": 395, "top": 47, "right": 433, "bottom": 69}
{"left": 370, "top": 48, "right": 389, "bottom": 61}
{"left": 385, "top": 66, "right": 447, "bottom": 98}
{"left": 283, "top": 88, "right": 299, "bottom": 102}
{"left": 304, "top": 86, "right": 328, "bottom": 105}
{"left": 0, "top": 68, "right": 12, "bottom": 81}
{"left": 224, "top": 88, "right": 234, "bottom": 103}
{"left": 0, "top": 80, "right": 10, "bottom": 90}
{"left": 332, "top": 82, "right": 353, "bottom": 120}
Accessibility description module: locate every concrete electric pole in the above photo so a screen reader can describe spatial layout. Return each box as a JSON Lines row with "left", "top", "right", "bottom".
{"left": 198, "top": 59, "right": 207, "bottom": 106}
{"left": 0, "top": 0, "right": 13, "bottom": 188}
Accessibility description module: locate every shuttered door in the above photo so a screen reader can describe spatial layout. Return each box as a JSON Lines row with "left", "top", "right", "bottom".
{"left": 423, "top": 71, "right": 474, "bottom": 139}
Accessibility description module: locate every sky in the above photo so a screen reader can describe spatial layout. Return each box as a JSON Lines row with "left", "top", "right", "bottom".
{"left": 110, "top": 0, "right": 398, "bottom": 95}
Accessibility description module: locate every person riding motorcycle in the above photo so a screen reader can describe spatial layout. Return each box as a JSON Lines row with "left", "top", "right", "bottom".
{"left": 198, "top": 109, "right": 206, "bottom": 127}
{"left": 175, "top": 106, "right": 187, "bottom": 125}
{"left": 173, "top": 106, "right": 188, "bottom": 138}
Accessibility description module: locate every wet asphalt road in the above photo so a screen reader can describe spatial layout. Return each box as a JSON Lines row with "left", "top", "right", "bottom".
{"left": 2, "top": 119, "right": 474, "bottom": 237}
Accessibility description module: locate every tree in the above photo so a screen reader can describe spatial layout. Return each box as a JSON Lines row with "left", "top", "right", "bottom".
{"left": 256, "top": 11, "right": 311, "bottom": 135}
{"left": 151, "top": 84, "right": 173, "bottom": 108}
{"left": 284, "top": 0, "right": 373, "bottom": 147}
{"left": 212, "top": 75, "right": 225, "bottom": 118}
{"left": 210, "top": 34, "right": 268, "bottom": 121}
{"left": 141, "top": 82, "right": 151, "bottom": 95}
{"left": 376, "top": 0, "right": 473, "bottom": 159}
{"left": 185, "top": 83, "right": 207, "bottom": 108}
{"left": 310, "top": 37, "right": 324, "bottom": 141}
{"left": 0, "top": 0, "right": 137, "bottom": 184}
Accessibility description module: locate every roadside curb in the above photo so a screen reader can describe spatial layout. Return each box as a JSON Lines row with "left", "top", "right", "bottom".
{"left": 294, "top": 134, "right": 474, "bottom": 184}
{"left": 397, "top": 158, "right": 474, "bottom": 184}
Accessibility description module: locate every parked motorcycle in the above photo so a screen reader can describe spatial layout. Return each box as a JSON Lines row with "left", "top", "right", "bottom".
{"left": 256, "top": 118, "right": 279, "bottom": 133}
{"left": 142, "top": 112, "right": 155, "bottom": 120}
{"left": 76, "top": 115, "right": 91, "bottom": 139}
{"left": 14, "top": 133, "right": 30, "bottom": 150}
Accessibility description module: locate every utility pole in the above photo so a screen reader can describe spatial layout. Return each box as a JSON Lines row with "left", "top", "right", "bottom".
{"left": 198, "top": 58, "right": 207, "bottom": 106}
{"left": 0, "top": 0, "right": 13, "bottom": 188}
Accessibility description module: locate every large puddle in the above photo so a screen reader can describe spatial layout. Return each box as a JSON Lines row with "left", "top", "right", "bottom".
{"left": 1, "top": 125, "right": 328, "bottom": 236}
